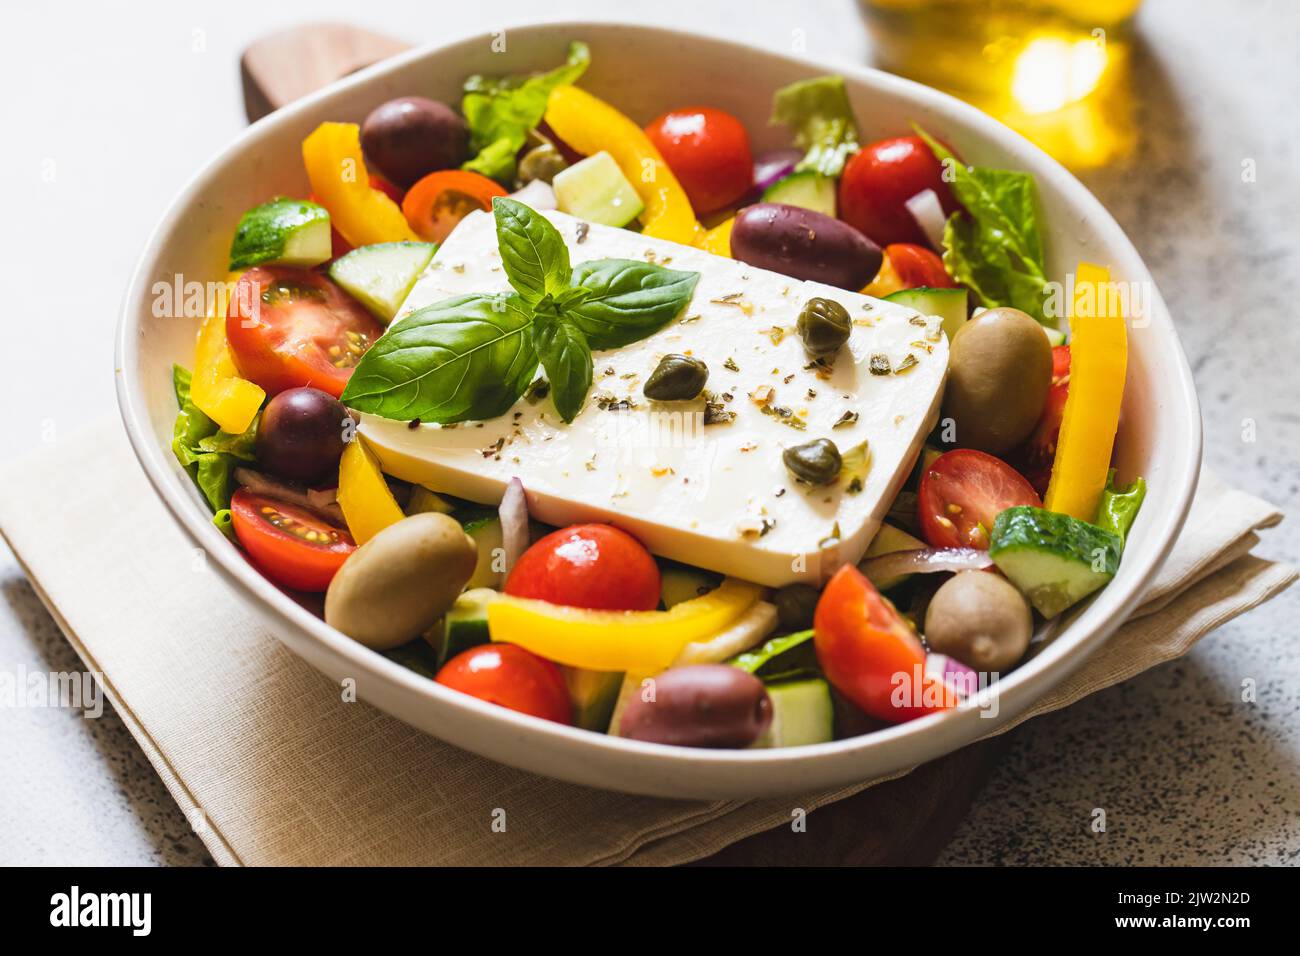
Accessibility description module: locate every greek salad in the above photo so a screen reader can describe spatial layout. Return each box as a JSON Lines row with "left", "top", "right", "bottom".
{"left": 171, "top": 41, "right": 1145, "bottom": 748}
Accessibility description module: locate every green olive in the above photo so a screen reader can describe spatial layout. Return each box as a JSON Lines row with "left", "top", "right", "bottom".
{"left": 942, "top": 307, "right": 1052, "bottom": 454}
{"left": 782, "top": 437, "right": 842, "bottom": 485}
{"left": 923, "top": 570, "right": 1032, "bottom": 672}
{"left": 517, "top": 143, "right": 567, "bottom": 185}
{"left": 325, "top": 512, "right": 477, "bottom": 650}
{"left": 796, "top": 297, "right": 851, "bottom": 356}
{"left": 644, "top": 354, "right": 709, "bottom": 401}
{"left": 773, "top": 583, "right": 821, "bottom": 630}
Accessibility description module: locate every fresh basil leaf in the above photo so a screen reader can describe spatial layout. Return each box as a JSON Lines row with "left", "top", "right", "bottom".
{"left": 493, "top": 197, "right": 570, "bottom": 305}
{"left": 461, "top": 41, "right": 590, "bottom": 183}
{"left": 914, "top": 126, "right": 1050, "bottom": 322}
{"left": 565, "top": 259, "right": 701, "bottom": 350}
{"left": 531, "top": 310, "right": 592, "bottom": 423}
{"left": 770, "top": 75, "right": 860, "bottom": 178}
{"left": 728, "top": 629, "right": 819, "bottom": 682}
{"left": 340, "top": 293, "right": 538, "bottom": 424}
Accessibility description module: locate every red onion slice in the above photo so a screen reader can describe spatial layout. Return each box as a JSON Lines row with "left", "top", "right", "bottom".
{"left": 499, "top": 477, "right": 529, "bottom": 573}
{"left": 753, "top": 148, "right": 803, "bottom": 193}
{"left": 858, "top": 547, "right": 991, "bottom": 588}
{"left": 925, "top": 653, "right": 981, "bottom": 699}
{"left": 233, "top": 467, "right": 346, "bottom": 527}
{"left": 905, "top": 188, "right": 947, "bottom": 249}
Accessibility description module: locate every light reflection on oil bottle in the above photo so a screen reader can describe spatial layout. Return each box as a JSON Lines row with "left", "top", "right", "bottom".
{"left": 862, "top": 0, "right": 1141, "bottom": 168}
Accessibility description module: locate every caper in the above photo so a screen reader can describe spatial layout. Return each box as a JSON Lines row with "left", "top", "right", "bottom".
{"left": 517, "top": 142, "right": 567, "bottom": 185}
{"left": 782, "top": 437, "right": 842, "bottom": 485}
{"left": 643, "top": 354, "right": 709, "bottom": 401}
{"left": 796, "top": 297, "right": 852, "bottom": 356}
{"left": 773, "top": 583, "right": 821, "bottom": 630}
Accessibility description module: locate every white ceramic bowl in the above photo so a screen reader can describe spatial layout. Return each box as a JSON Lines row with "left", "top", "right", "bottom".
{"left": 116, "top": 20, "right": 1201, "bottom": 799}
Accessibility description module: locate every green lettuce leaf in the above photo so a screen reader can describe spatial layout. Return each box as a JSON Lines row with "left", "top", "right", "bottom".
{"left": 915, "top": 126, "right": 1050, "bottom": 323}
{"left": 462, "top": 41, "right": 590, "bottom": 183}
{"left": 1095, "top": 470, "right": 1146, "bottom": 545}
{"left": 170, "top": 364, "right": 259, "bottom": 512}
{"left": 770, "top": 75, "right": 860, "bottom": 178}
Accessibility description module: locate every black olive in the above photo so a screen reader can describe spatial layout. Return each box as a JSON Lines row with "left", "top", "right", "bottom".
{"left": 796, "top": 297, "right": 852, "bottom": 356}
{"left": 782, "top": 437, "right": 842, "bottom": 485}
{"left": 773, "top": 584, "right": 821, "bottom": 630}
{"left": 643, "top": 354, "right": 709, "bottom": 401}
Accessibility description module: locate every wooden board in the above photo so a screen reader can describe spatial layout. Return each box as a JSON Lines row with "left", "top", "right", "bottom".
{"left": 239, "top": 22, "right": 1002, "bottom": 866}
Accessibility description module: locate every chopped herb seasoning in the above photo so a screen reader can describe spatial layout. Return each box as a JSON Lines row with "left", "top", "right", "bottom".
{"left": 525, "top": 378, "right": 550, "bottom": 403}
{"left": 407, "top": 418, "right": 421, "bottom": 429}
{"left": 894, "top": 354, "right": 919, "bottom": 375}
{"left": 869, "top": 354, "right": 892, "bottom": 375}
{"left": 909, "top": 315, "right": 927, "bottom": 327}
{"left": 723, "top": 357, "right": 740, "bottom": 372}
{"left": 703, "top": 401, "right": 736, "bottom": 425}
{"left": 575, "top": 222, "right": 589, "bottom": 243}
{"left": 832, "top": 410, "right": 859, "bottom": 428}
{"left": 759, "top": 404, "right": 806, "bottom": 430}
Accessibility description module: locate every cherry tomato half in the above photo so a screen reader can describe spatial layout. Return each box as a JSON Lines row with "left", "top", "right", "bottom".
{"left": 644, "top": 106, "right": 753, "bottom": 216}
{"left": 884, "top": 243, "right": 956, "bottom": 289}
{"left": 436, "top": 644, "right": 572, "bottom": 724}
{"left": 813, "top": 565, "right": 952, "bottom": 723}
{"left": 838, "top": 135, "right": 961, "bottom": 247}
{"left": 230, "top": 488, "right": 355, "bottom": 592}
{"left": 401, "top": 169, "right": 507, "bottom": 243}
{"left": 227, "top": 266, "right": 385, "bottom": 398}
{"left": 918, "top": 449, "right": 1043, "bottom": 550}
{"left": 1013, "top": 345, "right": 1071, "bottom": 496}
{"left": 505, "top": 523, "right": 661, "bottom": 611}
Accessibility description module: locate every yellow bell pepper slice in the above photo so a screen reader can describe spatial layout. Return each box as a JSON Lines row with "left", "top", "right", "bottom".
{"left": 698, "top": 216, "right": 735, "bottom": 258}
{"left": 337, "top": 434, "right": 405, "bottom": 544}
{"left": 544, "top": 86, "right": 701, "bottom": 245}
{"left": 861, "top": 254, "right": 904, "bottom": 298}
{"left": 1044, "top": 263, "right": 1128, "bottom": 520}
{"left": 191, "top": 271, "right": 264, "bottom": 435}
{"left": 302, "top": 122, "right": 419, "bottom": 247}
{"left": 488, "top": 578, "right": 763, "bottom": 672}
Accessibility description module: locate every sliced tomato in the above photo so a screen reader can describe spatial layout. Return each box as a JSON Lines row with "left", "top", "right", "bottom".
{"left": 230, "top": 488, "right": 355, "bottom": 592}
{"left": 402, "top": 169, "right": 507, "bottom": 243}
{"left": 884, "top": 243, "right": 956, "bottom": 289}
{"left": 644, "top": 106, "right": 753, "bottom": 215}
{"left": 1014, "top": 345, "right": 1071, "bottom": 496}
{"left": 918, "top": 449, "right": 1042, "bottom": 549}
{"left": 838, "top": 135, "right": 962, "bottom": 247}
{"left": 226, "top": 266, "right": 384, "bottom": 398}
{"left": 436, "top": 644, "right": 572, "bottom": 724}
{"left": 813, "top": 565, "right": 952, "bottom": 723}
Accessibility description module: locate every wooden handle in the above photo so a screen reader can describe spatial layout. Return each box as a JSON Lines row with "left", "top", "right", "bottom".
{"left": 240, "top": 22, "right": 411, "bottom": 122}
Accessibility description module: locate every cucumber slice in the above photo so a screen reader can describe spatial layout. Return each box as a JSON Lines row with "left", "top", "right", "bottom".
{"left": 884, "top": 287, "right": 968, "bottom": 341}
{"left": 989, "top": 506, "right": 1122, "bottom": 618}
{"left": 659, "top": 563, "right": 722, "bottom": 608}
{"left": 1042, "top": 324, "right": 1067, "bottom": 347}
{"left": 436, "top": 587, "right": 500, "bottom": 666}
{"left": 553, "top": 151, "right": 645, "bottom": 228}
{"left": 462, "top": 515, "right": 505, "bottom": 590}
{"left": 762, "top": 170, "right": 837, "bottom": 216}
{"left": 229, "top": 197, "right": 332, "bottom": 270}
{"left": 560, "top": 667, "right": 624, "bottom": 731}
{"left": 328, "top": 241, "right": 437, "bottom": 323}
{"left": 751, "top": 679, "right": 834, "bottom": 748}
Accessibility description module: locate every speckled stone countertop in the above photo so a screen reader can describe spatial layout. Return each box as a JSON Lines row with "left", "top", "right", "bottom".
{"left": 1, "top": 0, "right": 1296, "bottom": 865}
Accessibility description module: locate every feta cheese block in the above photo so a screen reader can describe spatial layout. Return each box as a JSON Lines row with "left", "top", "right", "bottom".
{"left": 360, "top": 209, "right": 949, "bottom": 586}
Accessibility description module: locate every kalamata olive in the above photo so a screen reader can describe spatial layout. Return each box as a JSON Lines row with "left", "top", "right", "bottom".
{"left": 643, "top": 354, "right": 709, "bottom": 401}
{"left": 773, "top": 583, "right": 821, "bottom": 630}
{"left": 782, "top": 437, "right": 842, "bottom": 485}
{"left": 797, "top": 297, "right": 852, "bottom": 356}
{"left": 730, "top": 203, "right": 882, "bottom": 290}
{"left": 361, "top": 96, "right": 469, "bottom": 189}
{"left": 942, "top": 307, "right": 1052, "bottom": 454}
{"left": 517, "top": 143, "right": 567, "bottom": 185}
{"left": 619, "top": 665, "right": 772, "bottom": 748}
{"left": 923, "top": 570, "right": 1032, "bottom": 672}
{"left": 256, "top": 387, "right": 350, "bottom": 485}
{"left": 325, "top": 513, "right": 477, "bottom": 650}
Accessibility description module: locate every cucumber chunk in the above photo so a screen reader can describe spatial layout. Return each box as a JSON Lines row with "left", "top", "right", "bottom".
{"left": 553, "top": 151, "right": 645, "bottom": 227}
{"left": 405, "top": 485, "right": 455, "bottom": 516}
{"left": 659, "top": 562, "right": 722, "bottom": 608}
{"left": 328, "top": 241, "right": 437, "bottom": 323}
{"left": 229, "top": 197, "right": 332, "bottom": 270}
{"left": 560, "top": 667, "right": 624, "bottom": 731}
{"left": 751, "top": 678, "right": 834, "bottom": 748}
{"left": 762, "top": 170, "right": 837, "bottom": 216}
{"left": 462, "top": 515, "right": 505, "bottom": 590}
{"left": 436, "top": 587, "right": 500, "bottom": 666}
{"left": 989, "top": 506, "right": 1122, "bottom": 618}
{"left": 884, "top": 286, "right": 968, "bottom": 341}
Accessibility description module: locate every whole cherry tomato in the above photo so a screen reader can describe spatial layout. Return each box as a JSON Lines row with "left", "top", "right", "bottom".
{"left": 918, "top": 449, "right": 1042, "bottom": 550}
{"left": 1014, "top": 345, "right": 1072, "bottom": 495}
{"left": 838, "top": 135, "right": 961, "bottom": 246}
{"left": 505, "top": 523, "right": 661, "bottom": 611}
{"left": 883, "top": 243, "right": 956, "bottom": 289}
{"left": 436, "top": 644, "right": 572, "bottom": 724}
{"left": 645, "top": 107, "right": 753, "bottom": 215}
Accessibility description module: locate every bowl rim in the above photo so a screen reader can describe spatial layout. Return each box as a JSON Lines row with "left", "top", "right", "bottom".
{"left": 114, "top": 18, "right": 1203, "bottom": 792}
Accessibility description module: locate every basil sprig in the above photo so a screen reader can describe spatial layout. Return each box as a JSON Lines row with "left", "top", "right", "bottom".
{"left": 341, "top": 198, "right": 699, "bottom": 424}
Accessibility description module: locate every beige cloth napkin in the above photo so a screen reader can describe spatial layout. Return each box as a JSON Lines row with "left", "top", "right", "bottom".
{"left": 1, "top": 420, "right": 1294, "bottom": 866}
